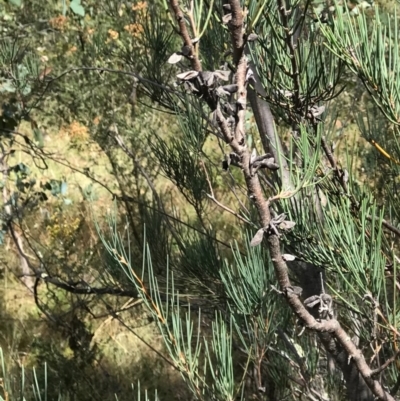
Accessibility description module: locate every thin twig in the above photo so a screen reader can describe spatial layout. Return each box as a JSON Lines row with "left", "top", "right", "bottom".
{"left": 379, "top": 218, "right": 400, "bottom": 238}
{"left": 201, "top": 160, "right": 253, "bottom": 225}
{"left": 371, "top": 349, "right": 400, "bottom": 376}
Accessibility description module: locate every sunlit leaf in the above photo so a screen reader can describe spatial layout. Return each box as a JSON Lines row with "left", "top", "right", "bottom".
{"left": 0, "top": 80, "right": 16, "bottom": 93}
{"left": 250, "top": 228, "right": 265, "bottom": 246}
{"left": 60, "top": 181, "right": 68, "bottom": 196}
{"left": 168, "top": 53, "right": 183, "bottom": 64}
{"left": 7, "top": 0, "right": 22, "bottom": 6}
{"left": 279, "top": 221, "right": 296, "bottom": 231}
{"left": 70, "top": 0, "right": 85, "bottom": 16}
{"left": 33, "top": 127, "right": 44, "bottom": 148}
{"left": 214, "top": 70, "right": 230, "bottom": 81}
{"left": 177, "top": 70, "right": 199, "bottom": 80}
{"left": 247, "top": 33, "right": 258, "bottom": 42}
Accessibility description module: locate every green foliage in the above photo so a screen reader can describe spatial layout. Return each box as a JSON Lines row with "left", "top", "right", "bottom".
{"left": 320, "top": 5, "right": 400, "bottom": 123}
{"left": 3, "top": 0, "right": 400, "bottom": 399}
{"left": 69, "top": 0, "right": 85, "bottom": 17}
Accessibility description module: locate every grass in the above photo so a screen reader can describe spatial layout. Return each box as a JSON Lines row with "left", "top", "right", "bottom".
{"left": 1, "top": 116, "right": 196, "bottom": 400}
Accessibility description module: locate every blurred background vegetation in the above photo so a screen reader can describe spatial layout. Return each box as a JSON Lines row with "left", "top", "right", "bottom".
{"left": 0, "top": 0, "right": 399, "bottom": 399}
{"left": 0, "top": 0, "right": 191, "bottom": 399}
